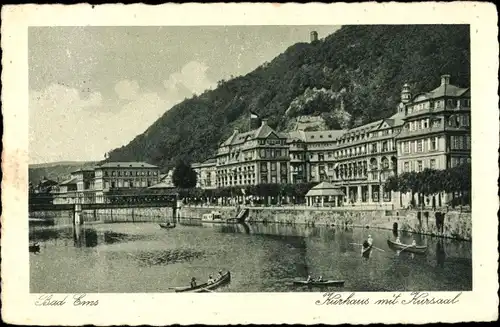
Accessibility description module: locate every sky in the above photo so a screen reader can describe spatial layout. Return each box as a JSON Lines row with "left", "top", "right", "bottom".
{"left": 29, "top": 25, "right": 340, "bottom": 164}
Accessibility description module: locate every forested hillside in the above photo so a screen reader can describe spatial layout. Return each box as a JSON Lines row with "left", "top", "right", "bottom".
{"left": 106, "top": 25, "right": 470, "bottom": 170}
{"left": 29, "top": 161, "right": 97, "bottom": 184}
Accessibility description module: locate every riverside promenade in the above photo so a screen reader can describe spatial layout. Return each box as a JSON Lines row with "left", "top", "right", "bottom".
{"left": 29, "top": 201, "right": 471, "bottom": 241}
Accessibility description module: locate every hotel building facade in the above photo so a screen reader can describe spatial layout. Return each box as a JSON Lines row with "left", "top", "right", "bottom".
{"left": 193, "top": 74, "right": 471, "bottom": 208}
{"left": 54, "top": 162, "right": 161, "bottom": 204}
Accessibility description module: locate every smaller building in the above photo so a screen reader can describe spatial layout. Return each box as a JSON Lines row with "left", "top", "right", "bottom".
{"left": 192, "top": 158, "right": 217, "bottom": 189}
{"left": 53, "top": 162, "right": 160, "bottom": 204}
{"left": 305, "top": 182, "right": 345, "bottom": 207}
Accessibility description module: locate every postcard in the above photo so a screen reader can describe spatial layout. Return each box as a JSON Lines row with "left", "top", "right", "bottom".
{"left": 1, "top": 2, "right": 498, "bottom": 325}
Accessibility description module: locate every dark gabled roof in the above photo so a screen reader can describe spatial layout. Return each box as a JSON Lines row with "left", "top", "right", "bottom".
{"left": 97, "top": 162, "right": 158, "bottom": 169}
{"left": 303, "top": 130, "right": 345, "bottom": 142}
{"left": 412, "top": 84, "right": 469, "bottom": 103}
{"left": 59, "top": 177, "right": 77, "bottom": 185}
{"left": 220, "top": 124, "right": 286, "bottom": 146}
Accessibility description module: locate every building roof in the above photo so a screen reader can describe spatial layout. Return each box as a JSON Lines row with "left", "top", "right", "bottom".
{"left": 71, "top": 168, "right": 95, "bottom": 173}
{"left": 59, "top": 177, "right": 77, "bottom": 185}
{"left": 39, "top": 179, "right": 58, "bottom": 186}
{"left": 203, "top": 158, "right": 217, "bottom": 165}
{"left": 220, "top": 122, "right": 285, "bottom": 147}
{"left": 303, "top": 130, "right": 345, "bottom": 142}
{"left": 412, "top": 84, "right": 469, "bottom": 103}
{"left": 193, "top": 158, "right": 217, "bottom": 168}
{"left": 97, "top": 162, "right": 158, "bottom": 169}
{"left": 306, "top": 182, "right": 345, "bottom": 197}
{"left": 148, "top": 181, "right": 175, "bottom": 189}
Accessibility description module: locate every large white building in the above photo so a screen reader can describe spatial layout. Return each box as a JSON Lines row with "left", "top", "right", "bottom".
{"left": 193, "top": 74, "right": 470, "bottom": 208}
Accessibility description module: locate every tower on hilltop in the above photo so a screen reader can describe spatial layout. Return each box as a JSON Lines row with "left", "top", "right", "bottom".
{"left": 310, "top": 31, "right": 318, "bottom": 43}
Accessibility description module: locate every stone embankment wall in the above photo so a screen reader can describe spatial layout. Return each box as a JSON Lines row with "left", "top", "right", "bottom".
{"left": 395, "top": 210, "right": 471, "bottom": 241}
{"left": 180, "top": 206, "right": 471, "bottom": 240}
{"left": 30, "top": 204, "right": 471, "bottom": 240}
{"left": 81, "top": 207, "right": 174, "bottom": 223}
{"left": 245, "top": 207, "right": 386, "bottom": 228}
{"left": 30, "top": 206, "right": 175, "bottom": 225}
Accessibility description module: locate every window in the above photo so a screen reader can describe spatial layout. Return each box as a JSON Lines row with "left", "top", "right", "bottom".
{"left": 403, "top": 162, "right": 410, "bottom": 173}
{"left": 417, "top": 139, "right": 423, "bottom": 152}
{"left": 430, "top": 159, "right": 436, "bottom": 169}
{"left": 466, "top": 136, "right": 471, "bottom": 150}
{"left": 382, "top": 141, "right": 388, "bottom": 152}
{"left": 260, "top": 149, "right": 266, "bottom": 158}
{"left": 271, "top": 162, "right": 276, "bottom": 171}
{"left": 404, "top": 142, "right": 410, "bottom": 153}
{"left": 431, "top": 137, "right": 437, "bottom": 151}
{"left": 260, "top": 163, "right": 267, "bottom": 172}
{"left": 417, "top": 160, "right": 423, "bottom": 172}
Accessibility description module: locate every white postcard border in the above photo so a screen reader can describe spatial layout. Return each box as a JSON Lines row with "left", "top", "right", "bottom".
{"left": 1, "top": 2, "right": 498, "bottom": 325}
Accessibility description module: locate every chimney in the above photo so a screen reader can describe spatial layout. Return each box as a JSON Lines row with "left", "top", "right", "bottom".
{"left": 441, "top": 74, "right": 451, "bottom": 86}
{"left": 261, "top": 119, "right": 268, "bottom": 126}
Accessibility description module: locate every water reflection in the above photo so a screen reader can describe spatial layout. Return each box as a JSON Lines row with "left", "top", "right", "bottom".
{"left": 131, "top": 249, "right": 205, "bottom": 267}
{"left": 436, "top": 239, "right": 446, "bottom": 268}
{"left": 30, "top": 222, "right": 472, "bottom": 293}
{"left": 73, "top": 225, "right": 98, "bottom": 248}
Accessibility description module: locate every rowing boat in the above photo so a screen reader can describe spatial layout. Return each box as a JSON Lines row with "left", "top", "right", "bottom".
{"left": 293, "top": 280, "right": 345, "bottom": 286}
{"left": 159, "top": 223, "right": 176, "bottom": 229}
{"left": 29, "top": 243, "right": 40, "bottom": 253}
{"left": 175, "top": 271, "right": 231, "bottom": 293}
{"left": 387, "top": 239, "right": 427, "bottom": 254}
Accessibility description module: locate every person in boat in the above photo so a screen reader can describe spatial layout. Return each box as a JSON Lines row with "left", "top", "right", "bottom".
{"left": 395, "top": 236, "right": 401, "bottom": 243}
{"left": 411, "top": 239, "right": 417, "bottom": 247}
{"left": 367, "top": 235, "right": 373, "bottom": 246}
{"left": 207, "top": 275, "right": 215, "bottom": 284}
{"left": 306, "top": 275, "right": 314, "bottom": 283}
{"left": 317, "top": 276, "right": 323, "bottom": 282}
{"left": 218, "top": 270, "right": 224, "bottom": 280}
{"left": 190, "top": 277, "right": 197, "bottom": 288}
{"left": 166, "top": 222, "right": 171, "bottom": 227}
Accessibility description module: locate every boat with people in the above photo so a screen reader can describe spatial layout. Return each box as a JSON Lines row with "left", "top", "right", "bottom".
{"left": 159, "top": 222, "right": 176, "bottom": 229}
{"left": 29, "top": 243, "right": 40, "bottom": 253}
{"left": 387, "top": 239, "right": 427, "bottom": 254}
{"left": 361, "top": 238, "right": 373, "bottom": 256}
{"left": 293, "top": 279, "right": 345, "bottom": 287}
{"left": 174, "top": 271, "right": 231, "bottom": 293}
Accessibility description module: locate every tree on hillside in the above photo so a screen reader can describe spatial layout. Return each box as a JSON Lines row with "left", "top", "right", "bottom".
{"left": 105, "top": 25, "right": 470, "bottom": 167}
{"left": 172, "top": 161, "right": 197, "bottom": 189}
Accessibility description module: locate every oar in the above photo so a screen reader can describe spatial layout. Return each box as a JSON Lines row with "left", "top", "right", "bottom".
{"left": 396, "top": 244, "right": 414, "bottom": 255}
{"left": 351, "top": 242, "right": 385, "bottom": 252}
{"left": 371, "top": 246, "right": 385, "bottom": 252}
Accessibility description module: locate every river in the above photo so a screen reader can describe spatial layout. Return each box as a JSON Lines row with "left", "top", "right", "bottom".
{"left": 29, "top": 220, "right": 472, "bottom": 293}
